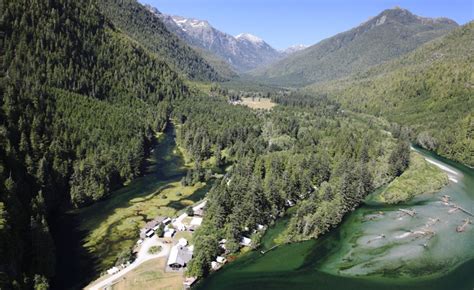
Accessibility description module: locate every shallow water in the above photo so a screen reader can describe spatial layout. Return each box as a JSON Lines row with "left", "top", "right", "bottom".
{"left": 196, "top": 148, "right": 474, "bottom": 290}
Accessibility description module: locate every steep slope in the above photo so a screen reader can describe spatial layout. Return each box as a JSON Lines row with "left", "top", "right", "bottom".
{"left": 0, "top": 0, "right": 189, "bottom": 288}
{"left": 97, "top": 0, "right": 227, "bottom": 81}
{"left": 147, "top": 6, "right": 282, "bottom": 72}
{"left": 251, "top": 7, "right": 458, "bottom": 86}
{"left": 307, "top": 22, "right": 474, "bottom": 166}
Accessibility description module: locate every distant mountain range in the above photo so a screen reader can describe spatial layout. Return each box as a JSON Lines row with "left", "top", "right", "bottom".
{"left": 250, "top": 7, "right": 458, "bottom": 86}
{"left": 147, "top": 5, "right": 303, "bottom": 72}
{"left": 96, "top": 0, "right": 228, "bottom": 81}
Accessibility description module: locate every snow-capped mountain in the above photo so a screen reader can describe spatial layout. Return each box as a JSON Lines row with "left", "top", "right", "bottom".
{"left": 146, "top": 5, "right": 283, "bottom": 72}
{"left": 236, "top": 33, "right": 265, "bottom": 44}
{"left": 282, "top": 44, "right": 308, "bottom": 55}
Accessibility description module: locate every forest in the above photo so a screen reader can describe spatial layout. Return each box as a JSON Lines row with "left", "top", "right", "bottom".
{"left": 307, "top": 23, "right": 473, "bottom": 166}
{"left": 0, "top": 0, "right": 189, "bottom": 288}
{"left": 171, "top": 93, "right": 410, "bottom": 277}
{"left": 1, "top": 0, "right": 467, "bottom": 288}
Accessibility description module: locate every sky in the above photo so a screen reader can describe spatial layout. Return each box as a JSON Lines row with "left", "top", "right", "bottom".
{"left": 139, "top": 0, "right": 473, "bottom": 50}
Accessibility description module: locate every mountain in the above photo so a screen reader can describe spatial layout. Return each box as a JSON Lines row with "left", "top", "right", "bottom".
{"left": 1, "top": 0, "right": 191, "bottom": 288}
{"left": 251, "top": 7, "right": 458, "bottom": 86}
{"left": 282, "top": 44, "right": 308, "bottom": 55}
{"left": 307, "top": 22, "right": 474, "bottom": 166}
{"left": 97, "top": 0, "right": 228, "bottom": 81}
{"left": 147, "top": 6, "right": 282, "bottom": 72}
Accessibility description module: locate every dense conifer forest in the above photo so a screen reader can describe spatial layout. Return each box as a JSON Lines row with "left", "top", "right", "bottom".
{"left": 0, "top": 0, "right": 188, "bottom": 287}
{"left": 171, "top": 94, "right": 410, "bottom": 277}
{"left": 307, "top": 23, "right": 473, "bottom": 166}
{"left": 0, "top": 0, "right": 469, "bottom": 289}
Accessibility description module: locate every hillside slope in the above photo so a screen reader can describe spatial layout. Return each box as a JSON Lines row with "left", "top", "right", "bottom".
{"left": 97, "top": 0, "right": 228, "bottom": 81}
{"left": 307, "top": 22, "right": 474, "bottom": 166}
{"left": 0, "top": 0, "right": 190, "bottom": 288}
{"left": 251, "top": 7, "right": 458, "bottom": 87}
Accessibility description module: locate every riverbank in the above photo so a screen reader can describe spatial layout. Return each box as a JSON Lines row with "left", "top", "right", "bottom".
{"left": 374, "top": 152, "right": 449, "bottom": 204}
{"left": 194, "top": 148, "right": 474, "bottom": 290}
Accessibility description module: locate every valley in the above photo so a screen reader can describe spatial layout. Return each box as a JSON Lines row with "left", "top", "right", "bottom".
{"left": 0, "top": 1, "right": 472, "bottom": 290}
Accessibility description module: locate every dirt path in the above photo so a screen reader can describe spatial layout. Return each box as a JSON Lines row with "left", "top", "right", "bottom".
{"left": 86, "top": 236, "right": 170, "bottom": 290}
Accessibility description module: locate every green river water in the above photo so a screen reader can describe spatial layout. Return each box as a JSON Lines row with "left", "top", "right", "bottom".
{"left": 196, "top": 148, "right": 474, "bottom": 290}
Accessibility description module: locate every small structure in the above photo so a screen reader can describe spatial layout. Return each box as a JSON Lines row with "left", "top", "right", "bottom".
{"left": 177, "top": 238, "right": 188, "bottom": 247}
{"left": 167, "top": 245, "right": 193, "bottom": 269}
{"left": 188, "top": 225, "right": 198, "bottom": 232}
{"left": 193, "top": 201, "right": 207, "bottom": 217}
{"left": 211, "top": 261, "right": 221, "bottom": 271}
{"left": 240, "top": 236, "right": 252, "bottom": 247}
{"left": 190, "top": 217, "right": 203, "bottom": 227}
{"left": 216, "top": 256, "right": 227, "bottom": 264}
{"left": 175, "top": 223, "right": 186, "bottom": 231}
{"left": 164, "top": 228, "right": 176, "bottom": 238}
{"left": 107, "top": 267, "right": 119, "bottom": 275}
{"left": 162, "top": 217, "right": 172, "bottom": 225}
{"left": 145, "top": 229, "right": 155, "bottom": 238}
{"left": 194, "top": 208, "right": 204, "bottom": 217}
{"left": 285, "top": 199, "right": 295, "bottom": 207}
{"left": 218, "top": 239, "right": 227, "bottom": 251}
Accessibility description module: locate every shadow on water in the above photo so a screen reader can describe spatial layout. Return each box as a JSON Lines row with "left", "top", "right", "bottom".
{"left": 50, "top": 123, "right": 187, "bottom": 289}
{"left": 49, "top": 211, "right": 96, "bottom": 290}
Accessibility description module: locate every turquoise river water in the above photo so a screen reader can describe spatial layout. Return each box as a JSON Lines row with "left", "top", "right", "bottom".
{"left": 196, "top": 147, "right": 474, "bottom": 290}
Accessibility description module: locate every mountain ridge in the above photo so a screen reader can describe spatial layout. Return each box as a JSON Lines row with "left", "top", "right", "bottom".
{"left": 97, "top": 0, "right": 229, "bottom": 81}
{"left": 147, "top": 5, "right": 302, "bottom": 72}
{"left": 307, "top": 22, "right": 473, "bottom": 166}
{"left": 249, "top": 7, "right": 458, "bottom": 86}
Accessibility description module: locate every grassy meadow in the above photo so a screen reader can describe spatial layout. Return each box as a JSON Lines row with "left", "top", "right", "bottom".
{"left": 111, "top": 258, "right": 183, "bottom": 290}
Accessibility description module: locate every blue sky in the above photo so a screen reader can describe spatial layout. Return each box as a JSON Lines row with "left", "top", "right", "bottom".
{"left": 139, "top": 0, "right": 473, "bottom": 49}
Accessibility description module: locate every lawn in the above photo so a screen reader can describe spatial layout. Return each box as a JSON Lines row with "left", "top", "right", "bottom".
{"left": 174, "top": 231, "right": 193, "bottom": 244}
{"left": 241, "top": 97, "right": 277, "bottom": 110}
{"left": 377, "top": 152, "right": 449, "bottom": 204}
{"left": 111, "top": 258, "right": 183, "bottom": 290}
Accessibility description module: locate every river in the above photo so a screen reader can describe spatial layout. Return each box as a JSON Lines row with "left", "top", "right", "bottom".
{"left": 50, "top": 124, "right": 187, "bottom": 289}
{"left": 195, "top": 147, "right": 474, "bottom": 290}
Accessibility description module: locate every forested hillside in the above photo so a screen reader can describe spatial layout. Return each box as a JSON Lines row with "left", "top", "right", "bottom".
{"left": 170, "top": 94, "right": 409, "bottom": 277}
{"left": 250, "top": 7, "right": 457, "bottom": 87}
{"left": 0, "top": 0, "right": 188, "bottom": 288}
{"left": 307, "top": 22, "right": 474, "bottom": 166}
{"left": 97, "top": 0, "right": 229, "bottom": 81}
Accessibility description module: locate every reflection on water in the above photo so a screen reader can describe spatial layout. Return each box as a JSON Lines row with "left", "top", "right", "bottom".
{"left": 196, "top": 148, "right": 474, "bottom": 290}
